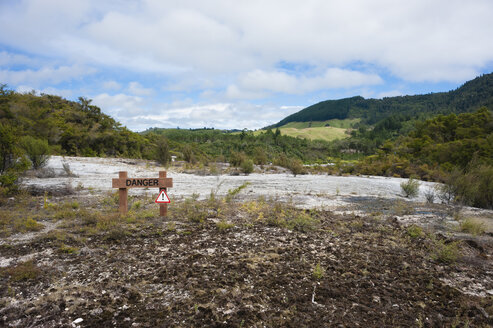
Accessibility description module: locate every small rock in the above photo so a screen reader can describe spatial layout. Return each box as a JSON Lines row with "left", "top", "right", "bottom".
{"left": 73, "top": 318, "right": 83, "bottom": 324}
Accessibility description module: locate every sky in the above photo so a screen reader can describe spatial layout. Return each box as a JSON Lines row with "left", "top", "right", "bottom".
{"left": 1, "top": 0, "right": 493, "bottom": 131}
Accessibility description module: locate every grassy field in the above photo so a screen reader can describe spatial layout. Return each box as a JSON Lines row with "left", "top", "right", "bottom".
{"left": 253, "top": 118, "right": 359, "bottom": 142}
{"left": 280, "top": 118, "right": 360, "bottom": 129}
{"left": 276, "top": 126, "right": 348, "bottom": 142}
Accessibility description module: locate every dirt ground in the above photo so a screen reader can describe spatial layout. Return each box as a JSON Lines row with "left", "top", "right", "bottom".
{"left": 1, "top": 157, "right": 493, "bottom": 327}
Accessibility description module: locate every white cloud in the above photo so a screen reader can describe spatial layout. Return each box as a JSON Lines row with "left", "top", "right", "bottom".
{"left": 125, "top": 102, "right": 303, "bottom": 131}
{"left": 102, "top": 80, "right": 121, "bottom": 91}
{"left": 127, "top": 81, "right": 153, "bottom": 96}
{"left": 0, "top": 65, "right": 96, "bottom": 86}
{"left": 229, "top": 68, "right": 382, "bottom": 98}
{"left": 92, "top": 93, "right": 146, "bottom": 118}
{"left": 2, "top": 0, "right": 491, "bottom": 82}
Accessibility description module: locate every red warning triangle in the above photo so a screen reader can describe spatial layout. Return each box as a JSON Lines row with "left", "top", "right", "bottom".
{"left": 155, "top": 190, "right": 171, "bottom": 203}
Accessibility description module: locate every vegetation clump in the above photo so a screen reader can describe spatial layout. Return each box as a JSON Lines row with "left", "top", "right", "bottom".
{"left": 400, "top": 178, "right": 420, "bottom": 198}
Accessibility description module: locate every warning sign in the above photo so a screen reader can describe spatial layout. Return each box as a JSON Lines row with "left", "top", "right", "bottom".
{"left": 155, "top": 190, "right": 171, "bottom": 204}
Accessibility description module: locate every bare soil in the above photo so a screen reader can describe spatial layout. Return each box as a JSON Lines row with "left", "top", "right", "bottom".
{"left": 1, "top": 156, "right": 492, "bottom": 327}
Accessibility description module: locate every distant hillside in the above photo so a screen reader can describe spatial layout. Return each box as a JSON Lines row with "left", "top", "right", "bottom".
{"left": 272, "top": 73, "right": 493, "bottom": 127}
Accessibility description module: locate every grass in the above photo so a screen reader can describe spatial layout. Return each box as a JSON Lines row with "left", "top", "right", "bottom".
{"left": 459, "top": 217, "right": 486, "bottom": 236}
{"left": 216, "top": 220, "right": 235, "bottom": 231}
{"left": 3, "top": 260, "right": 42, "bottom": 282}
{"left": 432, "top": 239, "right": 462, "bottom": 264}
{"left": 275, "top": 127, "right": 348, "bottom": 142}
{"left": 279, "top": 118, "right": 360, "bottom": 129}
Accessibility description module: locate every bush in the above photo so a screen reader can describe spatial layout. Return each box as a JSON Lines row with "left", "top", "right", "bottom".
{"left": 433, "top": 239, "right": 461, "bottom": 264}
{"left": 155, "top": 137, "right": 171, "bottom": 166}
{"left": 451, "top": 164, "right": 493, "bottom": 209}
{"left": 288, "top": 159, "right": 306, "bottom": 177}
{"left": 240, "top": 159, "right": 254, "bottom": 175}
{"left": 229, "top": 151, "right": 247, "bottom": 167}
{"left": 459, "top": 217, "right": 486, "bottom": 235}
{"left": 400, "top": 178, "right": 420, "bottom": 198}
{"left": 20, "top": 136, "right": 50, "bottom": 170}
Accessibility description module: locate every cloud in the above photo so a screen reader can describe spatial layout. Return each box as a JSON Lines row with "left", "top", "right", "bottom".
{"left": 92, "top": 93, "right": 146, "bottom": 117}
{"left": 228, "top": 68, "right": 382, "bottom": 98}
{"left": 127, "top": 81, "right": 153, "bottom": 96}
{"left": 2, "top": 0, "right": 491, "bottom": 82}
{"left": 0, "top": 65, "right": 96, "bottom": 86}
{"left": 126, "top": 102, "right": 303, "bottom": 131}
{"left": 102, "top": 80, "right": 121, "bottom": 91}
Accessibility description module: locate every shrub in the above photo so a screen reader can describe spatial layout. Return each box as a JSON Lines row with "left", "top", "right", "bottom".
{"left": 240, "top": 159, "right": 254, "bottom": 175}
{"left": 407, "top": 225, "right": 424, "bottom": 238}
{"left": 424, "top": 189, "right": 435, "bottom": 203}
{"left": 155, "top": 137, "right": 171, "bottom": 166}
{"left": 400, "top": 178, "right": 420, "bottom": 198}
{"left": 20, "top": 136, "right": 50, "bottom": 170}
{"left": 229, "top": 151, "right": 247, "bottom": 167}
{"left": 4, "top": 260, "right": 42, "bottom": 281}
{"left": 459, "top": 217, "right": 485, "bottom": 236}
{"left": 288, "top": 158, "right": 306, "bottom": 177}
{"left": 182, "top": 145, "right": 196, "bottom": 164}
{"left": 451, "top": 164, "right": 493, "bottom": 209}
{"left": 433, "top": 239, "right": 461, "bottom": 264}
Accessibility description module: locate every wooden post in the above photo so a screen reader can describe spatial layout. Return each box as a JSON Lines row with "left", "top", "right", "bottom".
{"left": 159, "top": 171, "right": 167, "bottom": 217}
{"left": 112, "top": 170, "right": 172, "bottom": 217}
{"left": 118, "top": 171, "right": 128, "bottom": 215}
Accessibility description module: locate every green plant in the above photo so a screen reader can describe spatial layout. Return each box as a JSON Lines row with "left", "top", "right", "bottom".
{"left": 156, "top": 136, "right": 171, "bottom": 166}
{"left": 20, "top": 136, "right": 50, "bottom": 170}
{"left": 225, "top": 182, "right": 250, "bottom": 203}
{"left": 407, "top": 225, "right": 424, "bottom": 238}
{"left": 240, "top": 159, "right": 254, "bottom": 175}
{"left": 14, "top": 217, "right": 44, "bottom": 232}
{"left": 288, "top": 158, "right": 306, "bottom": 177}
{"left": 400, "top": 178, "right": 420, "bottom": 198}
{"left": 216, "top": 220, "right": 234, "bottom": 231}
{"left": 288, "top": 212, "right": 318, "bottom": 232}
{"left": 4, "top": 260, "right": 42, "bottom": 281}
{"left": 459, "top": 218, "right": 485, "bottom": 236}
{"left": 58, "top": 244, "right": 78, "bottom": 254}
{"left": 433, "top": 239, "right": 461, "bottom": 264}
{"left": 312, "top": 263, "right": 325, "bottom": 280}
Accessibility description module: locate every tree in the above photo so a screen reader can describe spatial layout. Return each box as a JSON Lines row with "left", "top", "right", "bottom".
{"left": 155, "top": 137, "right": 171, "bottom": 166}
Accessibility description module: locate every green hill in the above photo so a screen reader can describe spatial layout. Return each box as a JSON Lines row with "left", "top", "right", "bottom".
{"left": 272, "top": 73, "right": 493, "bottom": 127}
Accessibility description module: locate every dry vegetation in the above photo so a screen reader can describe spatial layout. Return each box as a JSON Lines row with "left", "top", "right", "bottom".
{"left": 0, "top": 187, "right": 492, "bottom": 327}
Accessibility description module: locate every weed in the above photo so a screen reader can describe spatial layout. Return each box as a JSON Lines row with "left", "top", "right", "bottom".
{"left": 4, "top": 260, "right": 42, "bottom": 281}
{"left": 216, "top": 220, "right": 234, "bottom": 231}
{"left": 407, "top": 225, "right": 424, "bottom": 239}
{"left": 392, "top": 200, "right": 415, "bottom": 216}
{"left": 312, "top": 263, "right": 325, "bottom": 280}
{"left": 225, "top": 182, "right": 250, "bottom": 203}
{"left": 58, "top": 244, "right": 78, "bottom": 254}
{"left": 459, "top": 217, "right": 485, "bottom": 236}
{"left": 432, "top": 239, "right": 461, "bottom": 264}
{"left": 401, "top": 178, "right": 420, "bottom": 198}
{"left": 166, "top": 221, "right": 176, "bottom": 231}
{"left": 424, "top": 189, "right": 435, "bottom": 203}
{"left": 131, "top": 200, "right": 142, "bottom": 210}
{"left": 287, "top": 212, "right": 318, "bottom": 232}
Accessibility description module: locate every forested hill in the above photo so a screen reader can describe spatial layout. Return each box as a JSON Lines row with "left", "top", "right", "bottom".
{"left": 0, "top": 85, "right": 149, "bottom": 158}
{"left": 273, "top": 72, "right": 493, "bottom": 127}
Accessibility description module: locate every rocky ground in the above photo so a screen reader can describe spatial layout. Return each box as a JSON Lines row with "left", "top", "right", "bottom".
{"left": 0, "top": 157, "right": 492, "bottom": 327}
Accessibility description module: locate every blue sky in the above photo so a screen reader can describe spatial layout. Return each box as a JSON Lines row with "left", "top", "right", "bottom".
{"left": 1, "top": 0, "right": 493, "bottom": 131}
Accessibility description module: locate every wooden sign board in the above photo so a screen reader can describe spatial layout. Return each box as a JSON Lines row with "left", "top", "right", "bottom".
{"left": 112, "top": 171, "right": 172, "bottom": 216}
{"left": 112, "top": 178, "right": 173, "bottom": 189}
